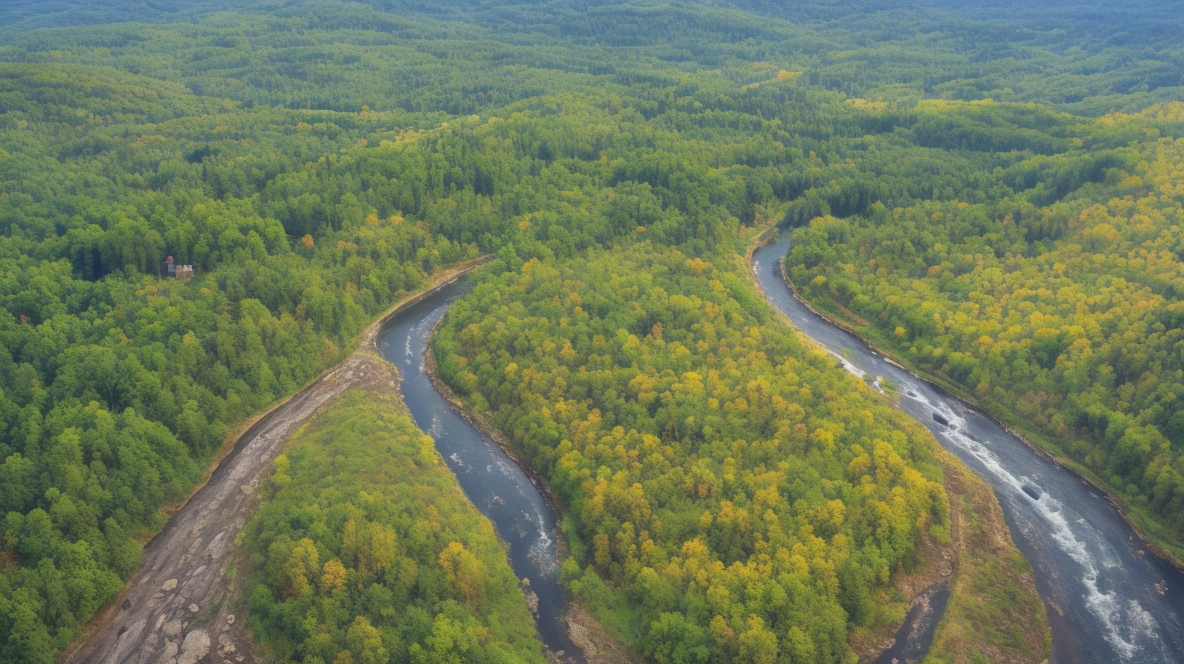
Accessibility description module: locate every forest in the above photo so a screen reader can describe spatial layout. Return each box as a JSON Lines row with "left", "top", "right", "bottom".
{"left": 246, "top": 389, "right": 547, "bottom": 664}
{"left": 0, "top": 0, "right": 1178, "bottom": 661}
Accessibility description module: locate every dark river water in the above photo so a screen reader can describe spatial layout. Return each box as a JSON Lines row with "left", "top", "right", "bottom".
{"left": 755, "top": 235, "right": 1184, "bottom": 664}
{"left": 378, "top": 280, "right": 581, "bottom": 662}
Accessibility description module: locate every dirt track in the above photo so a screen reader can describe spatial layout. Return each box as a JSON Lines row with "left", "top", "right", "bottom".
{"left": 66, "top": 264, "right": 484, "bottom": 664}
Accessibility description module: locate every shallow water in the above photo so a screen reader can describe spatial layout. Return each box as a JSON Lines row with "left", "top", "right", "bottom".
{"left": 874, "top": 585, "right": 951, "bottom": 664}
{"left": 755, "top": 236, "right": 1184, "bottom": 664}
{"left": 378, "top": 280, "right": 582, "bottom": 662}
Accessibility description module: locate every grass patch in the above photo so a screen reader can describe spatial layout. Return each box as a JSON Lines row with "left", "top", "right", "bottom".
{"left": 925, "top": 452, "right": 1051, "bottom": 663}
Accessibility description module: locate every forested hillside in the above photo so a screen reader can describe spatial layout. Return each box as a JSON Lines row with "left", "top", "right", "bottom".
{"left": 3, "top": 0, "right": 1183, "bottom": 113}
{"left": 0, "top": 0, "right": 1177, "bottom": 661}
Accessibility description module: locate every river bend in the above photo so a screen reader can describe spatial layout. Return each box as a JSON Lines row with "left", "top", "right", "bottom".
{"left": 755, "top": 235, "right": 1184, "bottom": 664}
{"left": 377, "top": 280, "right": 581, "bottom": 662}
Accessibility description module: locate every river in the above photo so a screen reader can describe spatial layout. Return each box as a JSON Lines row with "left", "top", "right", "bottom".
{"left": 755, "top": 235, "right": 1184, "bottom": 663}
{"left": 377, "top": 279, "right": 583, "bottom": 663}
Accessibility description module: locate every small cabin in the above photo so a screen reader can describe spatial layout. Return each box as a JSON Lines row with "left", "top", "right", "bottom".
{"left": 163, "top": 256, "right": 195, "bottom": 281}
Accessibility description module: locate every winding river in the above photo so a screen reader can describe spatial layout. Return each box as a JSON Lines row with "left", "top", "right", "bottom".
{"left": 377, "top": 280, "right": 583, "bottom": 663}
{"left": 755, "top": 235, "right": 1184, "bottom": 663}
{"left": 373, "top": 237, "right": 1184, "bottom": 663}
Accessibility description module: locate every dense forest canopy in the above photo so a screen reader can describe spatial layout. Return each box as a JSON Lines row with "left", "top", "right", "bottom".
{"left": 0, "top": 0, "right": 1178, "bottom": 662}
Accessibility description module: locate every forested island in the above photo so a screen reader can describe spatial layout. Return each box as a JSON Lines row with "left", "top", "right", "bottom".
{"left": 0, "top": 0, "right": 1181, "bottom": 662}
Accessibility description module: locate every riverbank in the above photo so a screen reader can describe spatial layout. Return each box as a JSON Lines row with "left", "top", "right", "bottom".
{"left": 924, "top": 449, "right": 1051, "bottom": 663}
{"left": 746, "top": 231, "right": 1050, "bottom": 663}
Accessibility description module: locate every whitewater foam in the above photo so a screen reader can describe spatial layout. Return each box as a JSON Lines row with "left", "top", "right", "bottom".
{"left": 831, "top": 350, "right": 868, "bottom": 378}
{"left": 527, "top": 507, "right": 558, "bottom": 577}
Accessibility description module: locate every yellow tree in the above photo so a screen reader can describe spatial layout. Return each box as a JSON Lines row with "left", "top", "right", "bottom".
{"left": 438, "top": 542, "right": 487, "bottom": 608}
{"left": 282, "top": 538, "right": 319, "bottom": 598}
